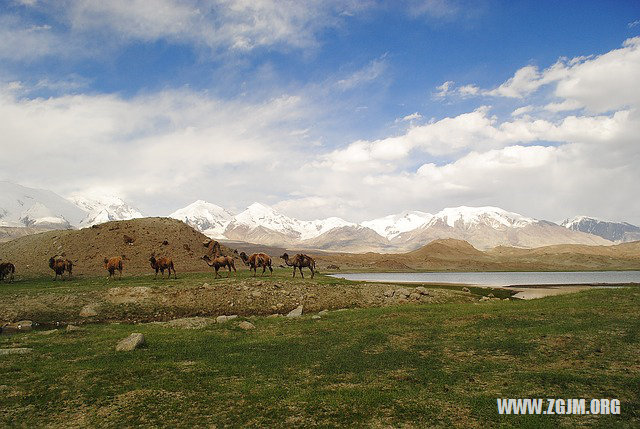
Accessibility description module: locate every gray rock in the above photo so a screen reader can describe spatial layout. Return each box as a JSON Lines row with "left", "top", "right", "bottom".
{"left": 287, "top": 305, "right": 304, "bottom": 318}
{"left": 115, "top": 333, "right": 145, "bottom": 351}
{"left": 488, "top": 293, "right": 495, "bottom": 298}
{"left": 384, "top": 289, "right": 394, "bottom": 297}
{"left": 160, "top": 317, "right": 216, "bottom": 329}
{"left": 409, "top": 292, "right": 421, "bottom": 300}
{"left": 462, "top": 287, "right": 471, "bottom": 293}
{"left": 0, "top": 348, "right": 33, "bottom": 355}
{"left": 216, "top": 315, "right": 238, "bottom": 324}
{"left": 37, "top": 329, "right": 59, "bottom": 336}
{"left": 79, "top": 305, "right": 98, "bottom": 317}
{"left": 66, "top": 324, "right": 82, "bottom": 332}
{"left": 251, "top": 291, "right": 262, "bottom": 298}
{"left": 311, "top": 315, "right": 321, "bottom": 320}
{"left": 318, "top": 310, "right": 329, "bottom": 316}
{"left": 415, "top": 286, "right": 429, "bottom": 295}
{"left": 480, "top": 296, "right": 490, "bottom": 302}
{"left": 395, "top": 288, "right": 410, "bottom": 298}
{"left": 237, "top": 321, "right": 255, "bottom": 330}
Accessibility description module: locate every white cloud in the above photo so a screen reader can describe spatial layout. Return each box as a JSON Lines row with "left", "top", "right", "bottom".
{"left": 511, "top": 105, "right": 533, "bottom": 116}
{"left": 336, "top": 55, "right": 388, "bottom": 90}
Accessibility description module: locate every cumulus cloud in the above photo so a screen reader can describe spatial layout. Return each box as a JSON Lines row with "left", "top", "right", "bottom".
{"left": 437, "top": 38, "right": 640, "bottom": 115}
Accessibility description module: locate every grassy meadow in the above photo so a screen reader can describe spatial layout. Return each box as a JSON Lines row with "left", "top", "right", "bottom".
{"left": 1, "top": 274, "right": 638, "bottom": 428}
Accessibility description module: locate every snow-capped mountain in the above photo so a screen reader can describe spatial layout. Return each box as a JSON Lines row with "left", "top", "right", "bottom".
{"left": 362, "top": 211, "right": 433, "bottom": 239}
{"left": 562, "top": 216, "right": 640, "bottom": 243}
{"left": 0, "top": 181, "right": 85, "bottom": 228}
{"left": 223, "top": 202, "right": 356, "bottom": 244}
{"left": 69, "top": 193, "right": 143, "bottom": 227}
{"left": 169, "top": 200, "right": 233, "bottom": 239}
{"left": 392, "top": 207, "right": 610, "bottom": 250}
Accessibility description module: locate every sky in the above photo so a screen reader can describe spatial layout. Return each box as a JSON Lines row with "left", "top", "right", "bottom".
{"left": 1, "top": 0, "right": 640, "bottom": 224}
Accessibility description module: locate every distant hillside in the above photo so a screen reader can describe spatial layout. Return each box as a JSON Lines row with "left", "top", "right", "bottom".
{"left": 562, "top": 216, "right": 640, "bottom": 243}
{"left": 0, "top": 218, "right": 237, "bottom": 277}
{"left": 312, "top": 239, "right": 640, "bottom": 273}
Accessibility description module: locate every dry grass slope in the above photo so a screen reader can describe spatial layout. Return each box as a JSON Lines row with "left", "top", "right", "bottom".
{"left": 0, "top": 217, "right": 237, "bottom": 277}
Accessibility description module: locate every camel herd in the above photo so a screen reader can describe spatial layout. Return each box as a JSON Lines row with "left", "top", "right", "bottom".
{"left": 0, "top": 239, "right": 317, "bottom": 282}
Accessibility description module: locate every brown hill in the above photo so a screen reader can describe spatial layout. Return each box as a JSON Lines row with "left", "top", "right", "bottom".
{"left": 312, "top": 239, "right": 640, "bottom": 272}
{"left": 0, "top": 218, "right": 237, "bottom": 277}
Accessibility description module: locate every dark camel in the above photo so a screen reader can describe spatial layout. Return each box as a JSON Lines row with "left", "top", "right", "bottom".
{"left": 239, "top": 252, "right": 273, "bottom": 276}
{"left": 280, "top": 253, "right": 316, "bottom": 278}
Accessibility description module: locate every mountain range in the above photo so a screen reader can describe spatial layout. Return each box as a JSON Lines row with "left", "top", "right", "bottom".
{"left": 1, "top": 181, "right": 638, "bottom": 251}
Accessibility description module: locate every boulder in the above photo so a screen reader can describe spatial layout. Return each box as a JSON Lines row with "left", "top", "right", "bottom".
{"left": 115, "top": 333, "right": 145, "bottom": 351}
{"left": 216, "top": 315, "right": 238, "bottom": 324}
{"left": 311, "top": 315, "right": 321, "bottom": 320}
{"left": 66, "top": 324, "right": 82, "bottom": 332}
{"left": 237, "top": 321, "right": 255, "bottom": 330}
{"left": 395, "top": 288, "right": 410, "bottom": 298}
{"left": 462, "top": 287, "right": 471, "bottom": 293}
{"left": 318, "top": 310, "right": 329, "bottom": 316}
{"left": 287, "top": 305, "right": 304, "bottom": 318}
{"left": 79, "top": 305, "right": 98, "bottom": 318}
{"left": 409, "top": 293, "right": 421, "bottom": 300}
{"left": 415, "top": 287, "right": 429, "bottom": 295}
{"left": 383, "top": 290, "right": 394, "bottom": 298}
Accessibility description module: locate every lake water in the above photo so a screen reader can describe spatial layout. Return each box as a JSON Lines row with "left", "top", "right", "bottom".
{"left": 329, "top": 271, "right": 640, "bottom": 286}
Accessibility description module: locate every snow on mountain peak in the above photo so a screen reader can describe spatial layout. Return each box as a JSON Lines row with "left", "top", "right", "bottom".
{"left": 430, "top": 206, "right": 536, "bottom": 229}
{"left": 69, "top": 192, "right": 143, "bottom": 227}
{"left": 362, "top": 210, "right": 433, "bottom": 239}
{"left": 169, "top": 200, "right": 233, "bottom": 238}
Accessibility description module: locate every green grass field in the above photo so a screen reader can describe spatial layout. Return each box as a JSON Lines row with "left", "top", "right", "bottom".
{"left": 1, "top": 275, "right": 638, "bottom": 428}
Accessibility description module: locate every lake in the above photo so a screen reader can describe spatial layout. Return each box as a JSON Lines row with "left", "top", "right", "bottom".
{"left": 329, "top": 271, "right": 640, "bottom": 286}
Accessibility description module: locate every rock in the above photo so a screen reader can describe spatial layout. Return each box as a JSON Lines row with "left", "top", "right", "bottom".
{"left": 409, "top": 293, "right": 421, "bottom": 300}
{"left": 251, "top": 291, "right": 262, "bottom": 298}
{"left": 267, "top": 314, "right": 282, "bottom": 318}
{"left": 287, "top": 305, "right": 304, "bottom": 318}
{"left": 415, "top": 287, "right": 429, "bottom": 295}
{"left": 66, "top": 324, "right": 82, "bottom": 332}
{"left": 237, "top": 321, "right": 255, "bottom": 330}
{"left": 462, "top": 287, "right": 471, "bottom": 293}
{"left": 318, "top": 310, "right": 329, "bottom": 316}
{"left": 37, "top": 329, "right": 59, "bottom": 336}
{"left": 276, "top": 303, "right": 284, "bottom": 309}
{"left": 395, "top": 288, "right": 410, "bottom": 298}
{"left": 160, "top": 317, "right": 216, "bottom": 329}
{"left": 480, "top": 296, "right": 490, "bottom": 302}
{"left": 79, "top": 305, "right": 98, "bottom": 317}
{"left": 0, "top": 348, "right": 33, "bottom": 355}
{"left": 488, "top": 293, "right": 495, "bottom": 298}
{"left": 384, "top": 290, "right": 394, "bottom": 298}
{"left": 216, "top": 315, "right": 238, "bottom": 324}
{"left": 311, "top": 315, "right": 321, "bottom": 320}
{"left": 115, "top": 333, "right": 145, "bottom": 351}
{"left": 202, "top": 283, "right": 209, "bottom": 287}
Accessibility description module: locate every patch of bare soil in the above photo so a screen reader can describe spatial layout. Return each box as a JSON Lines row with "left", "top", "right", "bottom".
{"left": 0, "top": 279, "right": 473, "bottom": 325}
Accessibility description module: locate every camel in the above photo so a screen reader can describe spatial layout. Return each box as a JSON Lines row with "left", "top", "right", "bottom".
{"left": 48, "top": 256, "right": 73, "bottom": 280}
{"left": 149, "top": 255, "right": 176, "bottom": 279}
{"left": 239, "top": 252, "right": 273, "bottom": 277}
{"left": 280, "top": 253, "right": 316, "bottom": 278}
{"left": 104, "top": 256, "right": 124, "bottom": 279}
{"left": 0, "top": 262, "right": 15, "bottom": 283}
{"left": 203, "top": 239, "right": 222, "bottom": 257}
{"left": 202, "top": 254, "right": 236, "bottom": 278}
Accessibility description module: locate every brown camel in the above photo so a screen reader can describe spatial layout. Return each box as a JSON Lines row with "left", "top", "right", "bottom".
{"left": 104, "top": 256, "right": 124, "bottom": 279}
{"left": 280, "top": 253, "right": 316, "bottom": 278}
{"left": 149, "top": 255, "right": 176, "bottom": 279}
{"left": 202, "top": 254, "right": 236, "bottom": 278}
{"left": 203, "top": 239, "right": 222, "bottom": 257}
{"left": 239, "top": 252, "right": 273, "bottom": 277}
{"left": 49, "top": 256, "right": 73, "bottom": 280}
{"left": 0, "top": 262, "right": 15, "bottom": 283}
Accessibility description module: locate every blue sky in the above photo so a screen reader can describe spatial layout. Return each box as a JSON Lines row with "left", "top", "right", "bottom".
{"left": 1, "top": 0, "right": 640, "bottom": 223}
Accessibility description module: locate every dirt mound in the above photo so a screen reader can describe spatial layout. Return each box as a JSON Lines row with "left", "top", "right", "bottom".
{"left": 408, "top": 238, "right": 486, "bottom": 259}
{"left": 0, "top": 218, "right": 237, "bottom": 277}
